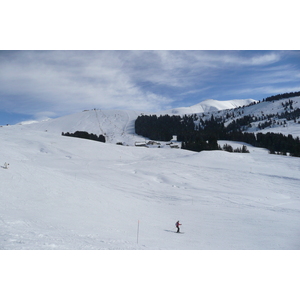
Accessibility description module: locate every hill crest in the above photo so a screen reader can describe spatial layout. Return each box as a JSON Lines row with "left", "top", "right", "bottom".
{"left": 161, "top": 99, "right": 257, "bottom": 115}
{"left": 15, "top": 96, "right": 300, "bottom": 145}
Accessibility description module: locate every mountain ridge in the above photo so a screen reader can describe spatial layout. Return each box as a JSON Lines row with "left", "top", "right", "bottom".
{"left": 16, "top": 96, "right": 300, "bottom": 146}
{"left": 160, "top": 98, "right": 257, "bottom": 115}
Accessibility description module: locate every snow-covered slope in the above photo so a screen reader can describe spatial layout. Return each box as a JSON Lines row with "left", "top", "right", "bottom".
{"left": 16, "top": 97, "right": 300, "bottom": 144}
{"left": 1, "top": 97, "right": 300, "bottom": 249}
{"left": 1, "top": 122, "right": 300, "bottom": 250}
{"left": 213, "top": 96, "right": 300, "bottom": 138}
{"left": 18, "top": 109, "right": 142, "bottom": 146}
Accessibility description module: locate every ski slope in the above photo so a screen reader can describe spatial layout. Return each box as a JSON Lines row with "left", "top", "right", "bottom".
{"left": 1, "top": 120, "right": 300, "bottom": 249}
{"left": 18, "top": 109, "right": 142, "bottom": 145}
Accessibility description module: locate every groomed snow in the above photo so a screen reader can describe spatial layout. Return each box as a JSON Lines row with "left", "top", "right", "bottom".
{"left": 1, "top": 121, "right": 299, "bottom": 250}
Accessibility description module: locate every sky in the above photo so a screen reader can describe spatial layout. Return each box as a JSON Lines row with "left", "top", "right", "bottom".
{"left": 1, "top": 1, "right": 300, "bottom": 125}
{"left": 1, "top": 50, "right": 300, "bottom": 125}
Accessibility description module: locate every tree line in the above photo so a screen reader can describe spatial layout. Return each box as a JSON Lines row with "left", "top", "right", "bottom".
{"left": 262, "top": 91, "right": 300, "bottom": 102}
{"left": 62, "top": 131, "right": 106, "bottom": 143}
{"left": 135, "top": 114, "right": 300, "bottom": 156}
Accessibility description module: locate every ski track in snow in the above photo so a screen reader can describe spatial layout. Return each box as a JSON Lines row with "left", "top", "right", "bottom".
{"left": 1, "top": 106, "right": 300, "bottom": 250}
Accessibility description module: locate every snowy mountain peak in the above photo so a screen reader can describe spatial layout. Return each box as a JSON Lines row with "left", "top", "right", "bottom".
{"left": 191, "top": 98, "right": 258, "bottom": 112}
{"left": 15, "top": 96, "right": 300, "bottom": 147}
{"left": 160, "top": 98, "right": 258, "bottom": 115}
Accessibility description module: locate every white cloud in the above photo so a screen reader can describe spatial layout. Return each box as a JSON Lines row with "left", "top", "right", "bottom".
{"left": 0, "top": 50, "right": 297, "bottom": 120}
{"left": 0, "top": 51, "right": 174, "bottom": 117}
{"left": 225, "top": 85, "right": 300, "bottom": 98}
{"left": 189, "top": 51, "right": 282, "bottom": 67}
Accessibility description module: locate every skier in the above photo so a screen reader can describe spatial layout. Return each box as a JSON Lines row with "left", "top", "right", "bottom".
{"left": 175, "top": 220, "right": 182, "bottom": 233}
{"left": 3, "top": 162, "right": 9, "bottom": 169}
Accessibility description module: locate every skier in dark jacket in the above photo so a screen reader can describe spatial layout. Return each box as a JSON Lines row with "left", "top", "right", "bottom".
{"left": 175, "top": 220, "right": 182, "bottom": 233}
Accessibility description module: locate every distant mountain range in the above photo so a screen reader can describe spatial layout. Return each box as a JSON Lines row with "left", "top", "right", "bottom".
{"left": 16, "top": 95, "right": 300, "bottom": 147}
{"left": 160, "top": 99, "right": 257, "bottom": 115}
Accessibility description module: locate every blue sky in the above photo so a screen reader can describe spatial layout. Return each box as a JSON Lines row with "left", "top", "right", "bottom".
{"left": 1, "top": 50, "right": 300, "bottom": 125}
